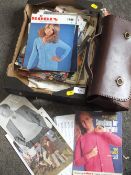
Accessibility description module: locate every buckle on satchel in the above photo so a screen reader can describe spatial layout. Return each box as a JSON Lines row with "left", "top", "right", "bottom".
{"left": 115, "top": 76, "right": 124, "bottom": 86}
{"left": 124, "top": 32, "right": 131, "bottom": 39}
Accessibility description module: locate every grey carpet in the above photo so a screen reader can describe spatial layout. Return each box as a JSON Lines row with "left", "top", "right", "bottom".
{"left": 0, "top": 0, "right": 131, "bottom": 174}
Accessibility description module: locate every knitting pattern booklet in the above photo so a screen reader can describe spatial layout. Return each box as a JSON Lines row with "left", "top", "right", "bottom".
{"left": 23, "top": 13, "right": 78, "bottom": 72}
{"left": 0, "top": 95, "right": 73, "bottom": 175}
{"left": 73, "top": 111, "right": 123, "bottom": 175}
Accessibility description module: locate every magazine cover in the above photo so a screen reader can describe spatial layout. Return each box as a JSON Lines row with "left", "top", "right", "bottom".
{"left": 23, "top": 13, "right": 78, "bottom": 72}
{"left": 0, "top": 95, "right": 73, "bottom": 175}
{"left": 73, "top": 111, "right": 122, "bottom": 175}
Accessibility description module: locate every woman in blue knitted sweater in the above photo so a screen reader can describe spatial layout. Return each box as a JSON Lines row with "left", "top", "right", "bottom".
{"left": 27, "top": 24, "right": 71, "bottom": 71}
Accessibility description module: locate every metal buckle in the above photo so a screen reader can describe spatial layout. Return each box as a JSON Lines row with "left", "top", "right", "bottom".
{"left": 115, "top": 76, "right": 124, "bottom": 86}
{"left": 124, "top": 32, "right": 131, "bottom": 39}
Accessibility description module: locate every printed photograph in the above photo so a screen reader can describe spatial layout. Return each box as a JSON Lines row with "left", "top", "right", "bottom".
{"left": 23, "top": 22, "right": 77, "bottom": 72}
{"left": 0, "top": 104, "right": 73, "bottom": 175}
{"left": 73, "top": 111, "right": 122, "bottom": 175}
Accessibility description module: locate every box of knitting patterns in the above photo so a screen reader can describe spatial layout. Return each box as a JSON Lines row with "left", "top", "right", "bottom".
{"left": 73, "top": 111, "right": 122, "bottom": 175}
{"left": 22, "top": 13, "right": 78, "bottom": 72}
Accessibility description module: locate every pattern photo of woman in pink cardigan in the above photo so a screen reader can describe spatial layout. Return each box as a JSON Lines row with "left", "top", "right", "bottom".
{"left": 74, "top": 112, "right": 122, "bottom": 173}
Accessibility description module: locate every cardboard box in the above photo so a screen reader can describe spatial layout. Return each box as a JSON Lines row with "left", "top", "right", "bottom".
{"left": 6, "top": 0, "right": 101, "bottom": 105}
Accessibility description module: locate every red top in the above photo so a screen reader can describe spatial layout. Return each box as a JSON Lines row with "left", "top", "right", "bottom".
{"left": 74, "top": 131, "right": 122, "bottom": 172}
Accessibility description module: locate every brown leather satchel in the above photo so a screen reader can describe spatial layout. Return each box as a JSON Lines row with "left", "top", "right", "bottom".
{"left": 87, "top": 15, "right": 131, "bottom": 110}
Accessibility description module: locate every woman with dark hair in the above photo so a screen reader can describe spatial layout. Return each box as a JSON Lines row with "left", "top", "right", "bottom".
{"left": 41, "top": 136, "right": 67, "bottom": 168}
{"left": 74, "top": 112, "right": 122, "bottom": 173}
{"left": 27, "top": 24, "right": 71, "bottom": 71}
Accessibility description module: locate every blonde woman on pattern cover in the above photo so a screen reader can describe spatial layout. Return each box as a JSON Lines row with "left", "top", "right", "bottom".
{"left": 27, "top": 24, "right": 71, "bottom": 71}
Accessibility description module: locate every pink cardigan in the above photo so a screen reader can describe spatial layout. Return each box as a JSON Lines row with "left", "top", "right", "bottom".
{"left": 74, "top": 131, "right": 122, "bottom": 172}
